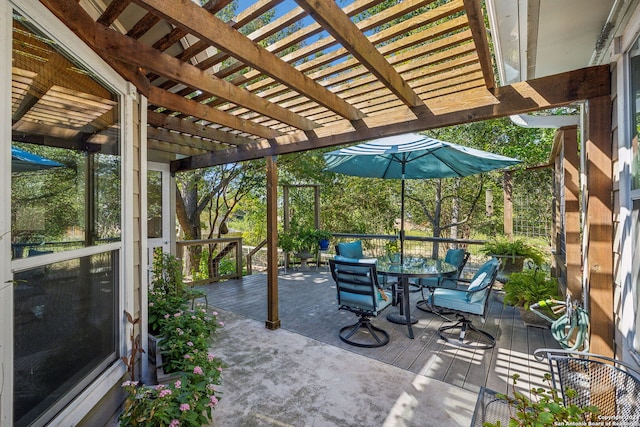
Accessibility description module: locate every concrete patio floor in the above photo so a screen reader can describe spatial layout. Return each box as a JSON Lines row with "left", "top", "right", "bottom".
{"left": 209, "top": 309, "right": 478, "bottom": 427}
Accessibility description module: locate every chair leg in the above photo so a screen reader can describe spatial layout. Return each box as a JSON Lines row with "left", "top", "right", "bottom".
{"left": 339, "top": 315, "right": 390, "bottom": 348}
{"left": 438, "top": 314, "right": 495, "bottom": 349}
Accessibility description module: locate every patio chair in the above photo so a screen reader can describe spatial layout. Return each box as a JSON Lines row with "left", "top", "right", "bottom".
{"left": 335, "top": 240, "right": 396, "bottom": 291}
{"left": 533, "top": 348, "right": 640, "bottom": 422}
{"left": 329, "top": 258, "right": 393, "bottom": 348}
{"left": 429, "top": 257, "right": 500, "bottom": 349}
{"left": 415, "top": 248, "right": 469, "bottom": 314}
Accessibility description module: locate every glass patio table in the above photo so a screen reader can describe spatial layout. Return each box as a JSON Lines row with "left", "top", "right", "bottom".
{"left": 376, "top": 257, "right": 456, "bottom": 339}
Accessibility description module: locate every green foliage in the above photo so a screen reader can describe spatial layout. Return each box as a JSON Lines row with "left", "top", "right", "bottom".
{"left": 484, "top": 373, "right": 600, "bottom": 427}
{"left": 481, "top": 237, "right": 546, "bottom": 266}
{"left": 131, "top": 252, "right": 225, "bottom": 427}
{"left": 502, "top": 269, "right": 560, "bottom": 309}
{"left": 119, "top": 345, "right": 224, "bottom": 427}
{"left": 151, "top": 251, "right": 186, "bottom": 297}
{"left": 157, "top": 307, "right": 221, "bottom": 373}
{"left": 278, "top": 223, "right": 330, "bottom": 254}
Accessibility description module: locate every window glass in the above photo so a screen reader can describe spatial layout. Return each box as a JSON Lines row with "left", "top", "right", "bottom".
{"left": 629, "top": 37, "right": 640, "bottom": 191}
{"left": 10, "top": 11, "right": 122, "bottom": 426}
{"left": 147, "top": 170, "right": 163, "bottom": 238}
{"left": 13, "top": 250, "right": 119, "bottom": 427}
{"left": 11, "top": 12, "right": 120, "bottom": 258}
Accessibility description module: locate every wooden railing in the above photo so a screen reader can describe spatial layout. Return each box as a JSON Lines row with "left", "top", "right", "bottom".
{"left": 245, "top": 233, "right": 490, "bottom": 277}
{"left": 176, "top": 237, "right": 243, "bottom": 285}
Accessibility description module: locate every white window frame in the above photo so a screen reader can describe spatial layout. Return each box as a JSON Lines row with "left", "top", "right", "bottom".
{"left": 2, "top": 0, "right": 134, "bottom": 424}
{"left": 618, "top": 6, "right": 640, "bottom": 367}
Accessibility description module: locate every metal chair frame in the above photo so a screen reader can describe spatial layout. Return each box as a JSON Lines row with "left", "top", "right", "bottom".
{"left": 533, "top": 349, "right": 640, "bottom": 423}
{"left": 329, "top": 259, "right": 392, "bottom": 348}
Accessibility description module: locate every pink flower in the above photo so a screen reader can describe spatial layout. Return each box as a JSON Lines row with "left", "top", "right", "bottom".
{"left": 164, "top": 314, "right": 170, "bottom": 319}
{"left": 174, "top": 380, "right": 181, "bottom": 389}
{"left": 210, "top": 395, "right": 219, "bottom": 405}
{"left": 180, "top": 403, "right": 190, "bottom": 412}
{"left": 193, "top": 366, "right": 204, "bottom": 375}
{"left": 149, "top": 302, "right": 154, "bottom": 307}
{"left": 207, "top": 353, "right": 215, "bottom": 362}
{"left": 174, "top": 312, "right": 182, "bottom": 317}
{"left": 187, "top": 341, "right": 194, "bottom": 347}
{"left": 191, "top": 315, "right": 196, "bottom": 320}
{"left": 155, "top": 384, "right": 165, "bottom": 390}
{"left": 169, "top": 419, "right": 180, "bottom": 427}
{"left": 212, "top": 311, "right": 218, "bottom": 315}
{"left": 159, "top": 389, "right": 172, "bottom": 398}
{"left": 121, "top": 380, "right": 138, "bottom": 387}
{"left": 184, "top": 354, "right": 192, "bottom": 360}
{"left": 218, "top": 321, "right": 225, "bottom": 327}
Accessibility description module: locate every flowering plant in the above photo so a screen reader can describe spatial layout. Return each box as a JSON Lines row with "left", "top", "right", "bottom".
{"left": 158, "top": 307, "right": 222, "bottom": 373}
{"left": 120, "top": 251, "right": 225, "bottom": 426}
{"left": 119, "top": 351, "right": 223, "bottom": 427}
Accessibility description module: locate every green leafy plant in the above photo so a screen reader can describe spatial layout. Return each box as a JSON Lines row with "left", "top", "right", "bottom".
{"left": 481, "top": 237, "right": 546, "bottom": 266}
{"left": 484, "top": 373, "right": 599, "bottom": 427}
{"left": 124, "top": 251, "right": 225, "bottom": 427}
{"left": 278, "top": 225, "right": 329, "bottom": 254}
{"left": 119, "top": 351, "right": 224, "bottom": 427}
{"left": 503, "top": 268, "right": 560, "bottom": 310}
{"left": 157, "top": 307, "right": 221, "bottom": 373}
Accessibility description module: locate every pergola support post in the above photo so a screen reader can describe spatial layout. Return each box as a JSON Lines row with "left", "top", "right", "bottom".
{"left": 562, "top": 126, "right": 582, "bottom": 300}
{"left": 585, "top": 95, "right": 613, "bottom": 357}
{"left": 265, "top": 156, "right": 281, "bottom": 330}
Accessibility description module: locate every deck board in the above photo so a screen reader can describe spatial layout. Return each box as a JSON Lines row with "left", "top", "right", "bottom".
{"left": 198, "top": 268, "right": 561, "bottom": 394}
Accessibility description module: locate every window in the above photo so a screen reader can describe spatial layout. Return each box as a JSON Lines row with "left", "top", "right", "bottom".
{"left": 11, "top": 11, "right": 121, "bottom": 426}
{"left": 13, "top": 251, "right": 118, "bottom": 426}
{"left": 629, "top": 36, "right": 640, "bottom": 192}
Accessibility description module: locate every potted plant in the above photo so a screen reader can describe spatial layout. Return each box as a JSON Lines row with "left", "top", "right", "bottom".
{"left": 278, "top": 225, "right": 331, "bottom": 267}
{"left": 315, "top": 229, "right": 332, "bottom": 251}
{"left": 502, "top": 267, "right": 561, "bottom": 327}
{"left": 481, "top": 237, "right": 546, "bottom": 280}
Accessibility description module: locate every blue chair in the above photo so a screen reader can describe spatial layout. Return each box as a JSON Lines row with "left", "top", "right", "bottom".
{"left": 416, "top": 248, "right": 469, "bottom": 314}
{"left": 335, "top": 240, "right": 365, "bottom": 259}
{"left": 430, "top": 258, "right": 500, "bottom": 349}
{"left": 329, "top": 258, "right": 393, "bottom": 348}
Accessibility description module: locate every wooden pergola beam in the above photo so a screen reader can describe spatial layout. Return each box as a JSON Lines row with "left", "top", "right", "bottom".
{"left": 146, "top": 111, "right": 256, "bottom": 146}
{"left": 295, "top": 0, "right": 422, "bottom": 108}
{"left": 147, "top": 87, "right": 281, "bottom": 140}
{"left": 41, "top": 0, "right": 319, "bottom": 134}
{"left": 463, "top": 0, "right": 495, "bottom": 90}
{"left": 172, "top": 65, "right": 610, "bottom": 171}
{"left": 131, "top": 0, "right": 366, "bottom": 122}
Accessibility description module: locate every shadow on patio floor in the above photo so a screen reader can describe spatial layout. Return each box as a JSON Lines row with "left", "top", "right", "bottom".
{"left": 209, "top": 309, "right": 477, "bottom": 427}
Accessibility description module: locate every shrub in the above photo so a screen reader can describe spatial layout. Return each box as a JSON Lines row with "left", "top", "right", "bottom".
{"left": 503, "top": 268, "right": 560, "bottom": 310}
{"left": 481, "top": 237, "right": 546, "bottom": 266}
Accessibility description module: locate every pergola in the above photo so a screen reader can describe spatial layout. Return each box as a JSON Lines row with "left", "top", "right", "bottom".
{"left": 26, "top": 0, "right": 613, "bottom": 354}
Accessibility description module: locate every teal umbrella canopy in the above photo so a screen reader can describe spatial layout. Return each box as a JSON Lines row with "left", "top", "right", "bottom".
{"left": 323, "top": 133, "right": 522, "bottom": 179}
{"left": 12, "top": 146, "right": 63, "bottom": 172}
{"left": 323, "top": 133, "right": 522, "bottom": 260}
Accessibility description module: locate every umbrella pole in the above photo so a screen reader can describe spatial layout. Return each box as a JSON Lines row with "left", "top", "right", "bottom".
{"left": 400, "top": 178, "right": 405, "bottom": 264}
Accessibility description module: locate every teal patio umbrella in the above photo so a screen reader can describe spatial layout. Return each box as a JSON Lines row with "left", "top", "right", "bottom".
{"left": 323, "top": 133, "right": 522, "bottom": 260}
{"left": 12, "top": 146, "right": 63, "bottom": 172}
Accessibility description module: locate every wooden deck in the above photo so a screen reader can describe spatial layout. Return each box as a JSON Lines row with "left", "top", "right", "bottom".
{"left": 197, "top": 267, "right": 560, "bottom": 396}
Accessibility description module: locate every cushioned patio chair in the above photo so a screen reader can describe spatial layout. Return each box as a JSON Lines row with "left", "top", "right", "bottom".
{"left": 335, "top": 240, "right": 395, "bottom": 290}
{"left": 329, "top": 258, "right": 393, "bottom": 348}
{"left": 430, "top": 257, "right": 500, "bottom": 349}
{"left": 415, "top": 248, "right": 469, "bottom": 314}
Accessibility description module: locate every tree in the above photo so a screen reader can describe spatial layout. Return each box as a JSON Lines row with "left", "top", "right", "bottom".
{"left": 175, "top": 161, "right": 265, "bottom": 277}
